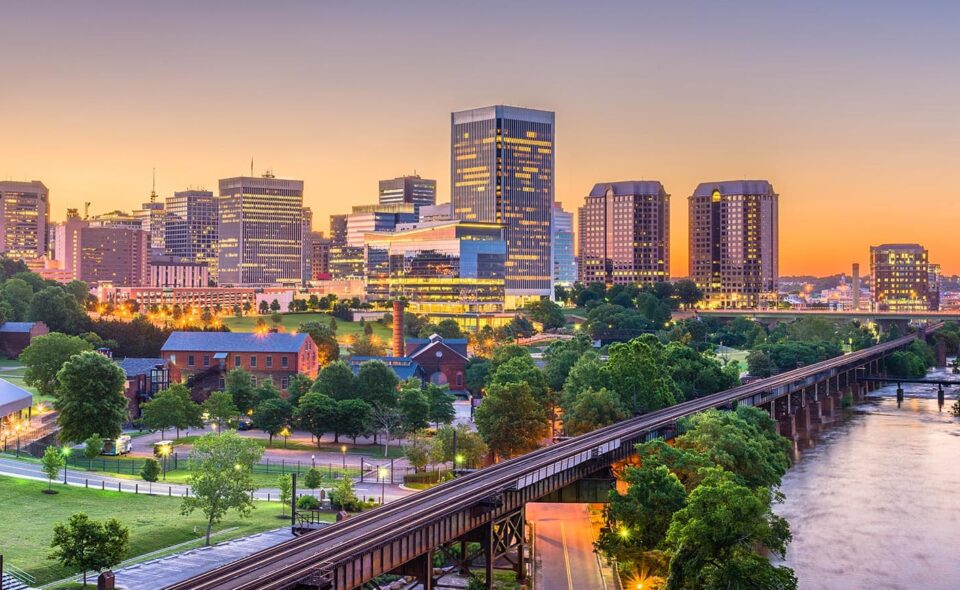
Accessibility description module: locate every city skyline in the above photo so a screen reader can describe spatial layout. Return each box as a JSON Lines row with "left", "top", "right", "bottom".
{"left": 3, "top": 2, "right": 959, "bottom": 277}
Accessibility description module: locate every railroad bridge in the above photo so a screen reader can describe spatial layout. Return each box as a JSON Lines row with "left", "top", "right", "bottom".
{"left": 165, "top": 327, "right": 936, "bottom": 590}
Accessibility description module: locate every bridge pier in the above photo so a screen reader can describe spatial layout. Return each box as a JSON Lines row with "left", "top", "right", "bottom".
{"left": 821, "top": 395, "right": 835, "bottom": 421}
{"left": 778, "top": 412, "right": 797, "bottom": 439}
{"left": 807, "top": 399, "right": 823, "bottom": 425}
{"left": 795, "top": 403, "right": 812, "bottom": 433}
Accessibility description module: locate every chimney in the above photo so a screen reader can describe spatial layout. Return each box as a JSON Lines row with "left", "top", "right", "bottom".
{"left": 851, "top": 263, "right": 860, "bottom": 310}
{"left": 392, "top": 300, "right": 405, "bottom": 357}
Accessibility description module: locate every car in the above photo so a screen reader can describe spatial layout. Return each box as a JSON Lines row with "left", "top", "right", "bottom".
{"left": 237, "top": 417, "right": 254, "bottom": 431}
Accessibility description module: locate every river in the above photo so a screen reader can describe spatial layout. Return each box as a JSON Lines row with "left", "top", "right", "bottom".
{"left": 775, "top": 366, "right": 960, "bottom": 590}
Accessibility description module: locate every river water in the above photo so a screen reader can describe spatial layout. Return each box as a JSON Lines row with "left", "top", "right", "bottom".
{"left": 775, "top": 367, "right": 960, "bottom": 589}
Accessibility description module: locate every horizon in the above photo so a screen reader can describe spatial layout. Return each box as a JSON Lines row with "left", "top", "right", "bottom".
{"left": 3, "top": 1, "right": 959, "bottom": 277}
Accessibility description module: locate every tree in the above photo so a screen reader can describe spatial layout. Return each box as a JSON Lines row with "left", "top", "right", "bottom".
{"left": 337, "top": 398, "right": 372, "bottom": 444}
{"left": 285, "top": 373, "right": 313, "bottom": 406}
{"left": 277, "top": 474, "right": 293, "bottom": 518}
{"left": 475, "top": 382, "right": 548, "bottom": 459}
{"left": 55, "top": 352, "right": 127, "bottom": 443}
{"left": 434, "top": 424, "right": 488, "bottom": 469}
{"left": 303, "top": 467, "right": 323, "bottom": 492}
{"left": 490, "top": 343, "right": 530, "bottom": 372}
{"left": 41, "top": 445, "right": 66, "bottom": 492}
{"left": 252, "top": 398, "right": 294, "bottom": 446}
{"left": 426, "top": 384, "right": 456, "bottom": 429}
{"left": 203, "top": 391, "right": 240, "bottom": 433}
{"left": 664, "top": 470, "right": 795, "bottom": 590}
{"left": 140, "top": 458, "right": 160, "bottom": 494}
{"left": 329, "top": 473, "right": 358, "bottom": 511}
{"left": 225, "top": 369, "right": 257, "bottom": 414}
{"left": 370, "top": 403, "right": 403, "bottom": 457}
{"left": 258, "top": 300, "right": 269, "bottom": 314}
{"left": 563, "top": 387, "right": 628, "bottom": 435}
{"left": 356, "top": 360, "right": 400, "bottom": 407}
{"left": 350, "top": 333, "right": 387, "bottom": 357}
{"left": 525, "top": 299, "right": 565, "bottom": 330}
{"left": 561, "top": 352, "right": 611, "bottom": 410}
{"left": 181, "top": 432, "right": 264, "bottom": 545}
{"left": 584, "top": 303, "right": 655, "bottom": 342}
{"left": 65, "top": 280, "right": 91, "bottom": 305}
{"left": 270, "top": 299, "right": 281, "bottom": 312}
{"left": 464, "top": 358, "right": 490, "bottom": 396}
{"left": 296, "top": 392, "right": 340, "bottom": 445}
{"left": 29, "top": 286, "right": 88, "bottom": 334}
{"left": 253, "top": 378, "right": 281, "bottom": 405}
{"left": 21, "top": 333, "right": 94, "bottom": 397}
{"left": 673, "top": 279, "right": 703, "bottom": 309}
{"left": 83, "top": 434, "right": 103, "bottom": 468}
{"left": 662, "top": 342, "right": 739, "bottom": 401}
{"left": 404, "top": 430, "right": 432, "bottom": 472}
{"left": 1, "top": 277, "right": 33, "bottom": 321}
{"left": 398, "top": 384, "right": 430, "bottom": 433}
{"left": 606, "top": 335, "right": 679, "bottom": 415}
{"left": 140, "top": 384, "right": 203, "bottom": 439}
{"left": 311, "top": 360, "right": 357, "bottom": 400}
{"left": 50, "top": 513, "right": 130, "bottom": 587}
{"left": 298, "top": 321, "right": 340, "bottom": 365}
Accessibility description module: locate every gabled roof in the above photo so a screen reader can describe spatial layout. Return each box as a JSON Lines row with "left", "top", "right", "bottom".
{"left": 406, "top": 334, "right": 468, "bottom": 359}
{"left": 347, "top": 356, "right": 424, "bottom": 381}
{"left": 117, "top": 358, "right": 165, "bottom": 378}
{"left": 408, "top": 336, "right": 469, "bottom": 362}
{"left": 0, "top": 322, "right": 38, "bottom": 333}
{"left": 161, "top": 331, "right": 309, "bottom": 353}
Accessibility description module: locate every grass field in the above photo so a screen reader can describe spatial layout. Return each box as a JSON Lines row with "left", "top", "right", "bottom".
{"left": 0, "top": 365, "right": 50, "bottom": 404}
{"left": 222, "top": 312, "right": 391, "bottom": 339}
{"left": 0, "top": 475, "right": 312, "bottom": 584}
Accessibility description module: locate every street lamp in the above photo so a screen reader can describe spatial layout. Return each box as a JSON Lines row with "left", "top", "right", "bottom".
{"left": 158, "top": 443, "right": 172, "bottom": 480}
{"left": 15, "top": 420, "right": 23, "bottom": 458}
{"left": 62, "top": 446, "right": 71, "bottom": 484}
{"left": 455, "top": 453, "right": 464, "bottom": 475}
{"left": 280, "top": 426, "right": 291, "bottom": 449}
{"left": 378, "top": 466, "right": 388, "bottom": 504}
{"left": 311, "top": 454, "right": 316, "bottom": 469}
{"left": 340, "top": 445, "right": 347, "bottom": 475}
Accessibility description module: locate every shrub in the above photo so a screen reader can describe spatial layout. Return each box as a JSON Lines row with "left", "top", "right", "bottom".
{"left": 296, "top": 495, "right": 320, "bottom": 510}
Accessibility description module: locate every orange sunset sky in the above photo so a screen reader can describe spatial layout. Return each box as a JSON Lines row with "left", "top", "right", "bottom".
{"left": 2, "top": 1, "right": 958, "bottom": 277}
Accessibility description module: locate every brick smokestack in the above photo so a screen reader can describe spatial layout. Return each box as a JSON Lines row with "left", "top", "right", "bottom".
{"left": 392, "top": 300, "right": 405, "bottom": 357}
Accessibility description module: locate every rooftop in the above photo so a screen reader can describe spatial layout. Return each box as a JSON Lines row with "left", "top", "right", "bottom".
{"left": 0, "top": 322, "right": 39, "bottom": 333}
{"left": 0, "top": 379, "right": 32, "bottom": 418}
{"left": 117, "top": 358, "right": 166, "bottom": 378}
{"left": 692, "top": 180, "right": 775, "bottom": 198}
{"left": 161, "top": 332, "right": 309, "bottom": 353}
{"left": 588, "top": 181, "right": 667, "bottom": 197}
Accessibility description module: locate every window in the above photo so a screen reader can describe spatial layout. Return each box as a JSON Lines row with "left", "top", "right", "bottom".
{"left": 250, "top": 356, "right": 257, "bottom": 368}
{"left": 266, "top": 356, "right": 273, "bottom": 368}
{"left": 281, "top": 376, "right": 289, "bottom": 389}
{"left": 203, "top": 355, "right": 210, "bottom": 367}
{"left": 456, "top": 372, "right": 463, "bottom": 388}
{"left": 281, "top": 356, "right": 289, "bottom": 368}
{"left": 235, "top": 355, "right": 241, "bottom": 368}
{"left": 187, "top": 355, "right": 195, "bottom": 367}
{"left": 218, "top": 377, "right": 225, "bottom": 389}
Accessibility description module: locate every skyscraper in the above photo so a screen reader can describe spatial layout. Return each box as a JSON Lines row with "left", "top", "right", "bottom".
{"left": 329, "top": 214, "right": 348, "bottom": 247}
{"left": 217, "top": 173, "right": 304, "bottom": 287}
{"left": 78, "top": 227, "right": 149, "bottom": 287}
{"left": 0, "top": 180, "right": 49, "bottom": 260}
{"left": 451, "top": 105, "right": 554, "bottom": 305}
{"left": 345, "top": 203, "right": 417, "bottom": 247}
{"left": 689, "top": 180, "right": 778, "bottom": 308}
{"left": 165, "top": 189, "right": 219, "bottom": 282}
{"left": 379, "top": 175, "right": 437, "bottom": 211}
{"left": 870, "top": 244, "right": 938, "bottom": 311}
{"left": 552, "top": 201, "right": 577, "bottom": 288}
{"left": 577, "top": 182, "right": 669, "bottom": 287}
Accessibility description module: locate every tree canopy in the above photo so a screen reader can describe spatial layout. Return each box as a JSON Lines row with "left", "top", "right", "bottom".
{"left": 55, "top": 351, "right": 128, "bottom": 443}
{"left": 21, "top": 332, "right": 93, "bottom": 397}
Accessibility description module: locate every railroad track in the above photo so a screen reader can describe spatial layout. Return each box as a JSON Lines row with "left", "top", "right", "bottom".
{"left": 167, "top": 328, "right": 929, "bottom": 590}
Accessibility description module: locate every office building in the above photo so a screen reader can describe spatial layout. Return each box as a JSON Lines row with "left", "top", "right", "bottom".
{"left": 165, "top": 189, "right": 219, "bottom": 282}
{"left": 88, "top": 210, "right": 143, "bottom": 231}
{"left": 419, "top": 203, "right": 453, "bottom": 223}
{"left": 870, "top": 243, "right": 939, "bottom": 311}
{"left": 329, "top": 246, "right": 365, "bottom": 280}
{"left": 379, "top": 174, "right": 437, "bottom": 211}
{"left": 53, "top": 209, "right": 87, "bottom": 278}
{"left": 329, "top": 214, "right": 348, "bottom": 247}
{"left": 345, "top": 203, "right": 417, "bottom": 247}
{"left": 689, "top": 180, "right": 778, "bottom": 308}
{"left": 364, "top": 220, "right": 506, "bottom": 325}
{"left": 135, "top": 182, "right": 166, "bottom": 252}
{"left": 451, "top": 105, "right": 554, "bottom": 305}
{"left": 218, "top": 173, "right": 304, "bottom": 287}
{"left": 578, "top": 182, "right": 670, "bottom": 287}
{"left": 149, "top": 255, "right": 208, "bottom": 288}
{"left": 0, "top": 180, "right": 49, "bottom": 260}
{"left": 307, "top": 232, "right": 331, "bottom": 280}
{"left": 548, "top": 202, "right": 575, "bottom": 289}
{"left": 78, "top": 227, "right": 150, "bottom": 287}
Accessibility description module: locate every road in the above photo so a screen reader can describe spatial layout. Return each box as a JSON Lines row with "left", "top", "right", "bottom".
{"left": 527, "top": 503, "right": 605, "bottom": 590}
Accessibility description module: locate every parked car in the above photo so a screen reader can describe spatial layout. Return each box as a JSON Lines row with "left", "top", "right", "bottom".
{"left": 237, "top": 417, "right": 254, "bottom": 431}
{"left": 102, "top": 434, "right": 132, "bottom": 456}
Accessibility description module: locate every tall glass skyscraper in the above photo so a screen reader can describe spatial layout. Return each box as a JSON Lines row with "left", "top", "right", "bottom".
{"left": 451, "top": 106, "right": 554, "bottom": 305}
{"left": 551, "top": 201, "right": 577, "bottom": 288}
{"left": 165, "top": 189, "right": 219, "bottom": 282}
{"left": 0, "top": 180, "right": 49, "bottom": 261}
{"left": 378, "top": 175, "right": 436, "bottom": 212}
{"left": 217, "top": 174, "right": 304, "bottom": 286}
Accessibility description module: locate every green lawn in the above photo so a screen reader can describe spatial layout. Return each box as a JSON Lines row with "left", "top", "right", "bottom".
{"left": 222, "top": 312, "right": 391, "bottom": 339}
{"left": 170, "top": 435, "right": 406, "bottom": 458}
{"left": 0, "top": 475, "right": 309, "bottom": 584}
{"left": 0, "top": 358, "right": 24, "bottom": 367}
{"left": 0, "top": 368, "right": 49, "bottom": 404}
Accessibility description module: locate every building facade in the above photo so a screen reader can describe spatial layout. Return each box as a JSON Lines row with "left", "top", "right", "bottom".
{"left": 379, "top": 174, "right": 437, "bottom": 211}
{"left": 0, "top": 180, "right": 49, "bottom": 261}
{"left": 870, "top": 243, "right": 939, "bottom": 311}
{"left": 329, "top": 214, "right": 348, "bottom": 247}
{"left": 578, "top": 181, "right": 670, "bottom": 287}
{"left": 165, "top": 189, "right": 219, "bottom": 281}
{"left": 78, "top": 227, "right": 150, "bottom": 287}
{"left": 345, "top": 204, "right": 417, "bottom": 247}
{"left": 364, "top": 220, "right": 506, "bottom": 319}
{"left": 218, "top": 174, "right": 304, "bottom": 286}
{"left": 135, "top": 192, "right": 166, "bottom": 252}
{"left": 307, "top": 231, "right": 331, "bottom": 280}
{"left": 689, "top": 180, "right": 778, "bottom": 308}
{"left": 451, "top": 105, "right": 554, "bottom": 305}
{"left": 329, "top": 246, "right": 366, "bottom": 280}
{"left": 149, "top": 256, "right": 209, "bottom": 288}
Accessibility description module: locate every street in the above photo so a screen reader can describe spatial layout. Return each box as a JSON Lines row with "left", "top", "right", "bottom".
{"left": 527, "top": 503, "right": 606, "bottom": 590}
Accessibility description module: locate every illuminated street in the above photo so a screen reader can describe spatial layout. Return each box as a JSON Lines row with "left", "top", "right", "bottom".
{"left": 527, "top": 503, "right": 606, "bottom": 590}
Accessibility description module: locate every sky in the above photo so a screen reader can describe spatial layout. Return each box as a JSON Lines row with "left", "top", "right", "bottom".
{"left": 2, "top": 1, "right": 959, "bottom": 277}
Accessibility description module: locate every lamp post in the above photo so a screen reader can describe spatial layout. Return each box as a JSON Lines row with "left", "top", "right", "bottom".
{"left": 280, "top": 426, "right": 291, "bottom": 449}
{"left": 15, "top": 421, "right": 22, "bottom": 458}
{"left": 158, "top": 443, "right": 171, "bottom": 480}
{"left": 311, "top": 454, "right": 316, "bottom": 469}
{"left": 62, "top": 447, "right": 71, "bottom": 484}
{"left": 340, "top": 445, "right": 347, "bottom": 476}
{"left": 378, "top": 466, "right": 388, "bottom": 505}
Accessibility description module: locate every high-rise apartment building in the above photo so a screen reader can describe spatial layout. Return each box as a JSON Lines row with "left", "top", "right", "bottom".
{"left": 329, "top": 214, "right": 348, "bottom": 247}
{"left": 0, "top": 180, "right": 49, "bottom": 260}
{"left": 217, "top": 174, "right": 304, "bottom": 287}
{"left": 135, "top": 184, "right": 166, "bottom": 253}
{"left": 689, "top": 180, "right": 778, "bottom": 308}
{"left": 379, "top": 175, "right": 437, "bottom": 211}
{"left": 552, "top": 201, "right": 577, "bottom": 288}
{"left": 165, "top": 189, "right": 219, "bottom": 282}
{"left": 307, "top": 232, "right": 331, "bottom": 280}
{"left": 451, "top": 105, "right": 554, "bottom": 305}
{"left": 870, "top": 243, "right": 939, "bottom": 311}
{"left": 578, "top": 182, "right": 669, "bottom": 287}
{"left": 345, "top": 204, "right": 417, "bottom": 247}
{"left": 88, "top": 210, "right": 142, "bottom": 231}
{"left": 78, "top": 227, "right": 149, "bottom": 287}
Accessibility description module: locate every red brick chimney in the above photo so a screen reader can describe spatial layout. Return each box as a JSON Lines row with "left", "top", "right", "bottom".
{"left": 392, "top": 300, "right": 405, "bottom": 357}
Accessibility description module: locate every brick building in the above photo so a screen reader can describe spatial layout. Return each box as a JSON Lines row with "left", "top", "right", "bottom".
{"left": 0, "top": 321, "right": 49, "bottom": 359}
{"left": 405, "top": 334, "right": 468, "bottom": 393}
{"left": 161, "top": 332, "right": 319, "bottom": 400}
{"left": 116, "top": 357, "right": 170, "bottom": 420}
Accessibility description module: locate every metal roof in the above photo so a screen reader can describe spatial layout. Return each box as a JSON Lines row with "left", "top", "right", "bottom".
{"left": 117, "top": 358, "right": 165, "bottom": 378}
{"left": 161, "top": 332, "right": 309, "bottom": 353}
{"left": 0, "top": 379, "right": 32, "bottom": 417}
{"left": 0, "top": 322, "right": 38, "bottom": 333}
